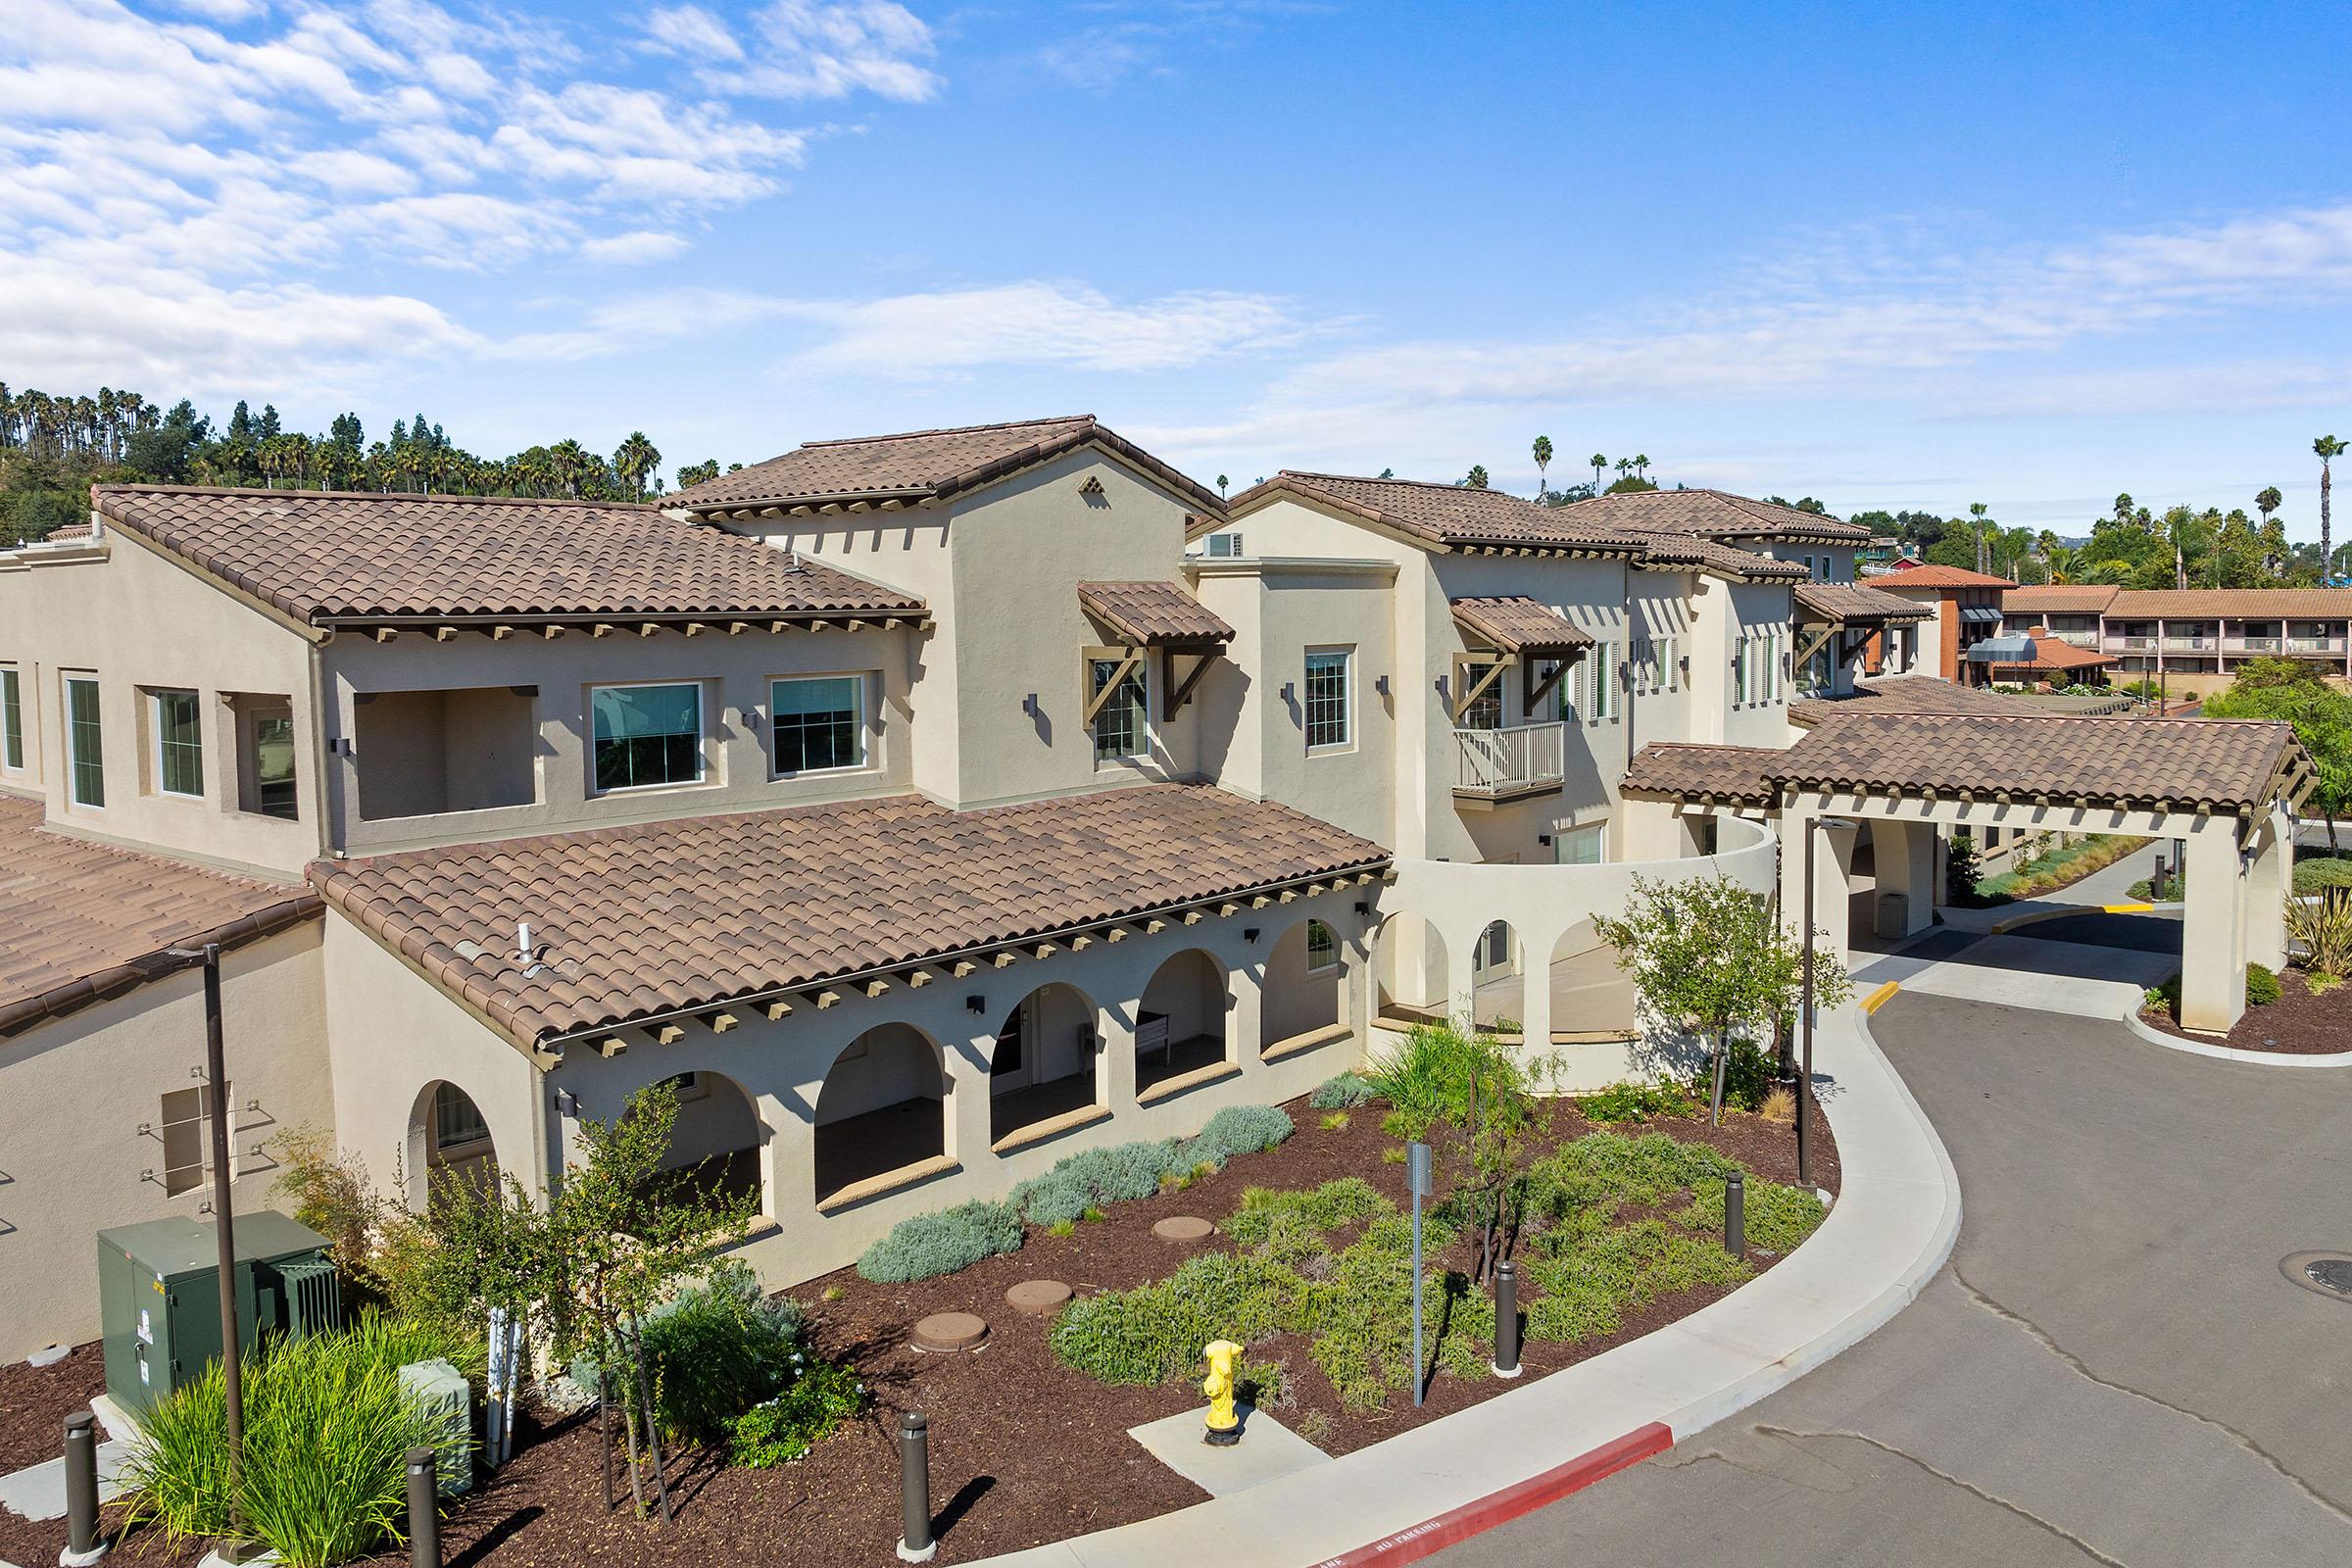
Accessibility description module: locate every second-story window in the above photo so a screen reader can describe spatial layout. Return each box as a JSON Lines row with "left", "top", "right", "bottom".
{"left": 1305, "top": 918, "right": 1338, "bottom": 973}
{"left": 152, "top": 688, "right": 204, "bottom": 799}
{"left": 1089, "top": 659, "right": 1149, "bottom": 763}
{"left": 1304, "top": 648, "right": 1351, "bottom": 750}
{"left": 1460, "top": 661, "right": 1502, "bottom": 730}
{"left": 1589, "top": 642, "right": 1617, "bottom": 721}
{"left": 1, "top": 666, "right": 22, "bottom": 771}
{"left": 65, "top": 674, "right": 104, "bottom": 808}
{"left": 771, "top": 675, "right": 865, "bottom": 775}
{"left": 592, "top": 682, "right": 704, "bottom": 792}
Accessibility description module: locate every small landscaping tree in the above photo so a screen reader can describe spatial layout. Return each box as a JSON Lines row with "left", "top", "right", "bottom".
{"left": 2205, "top": 656, "right": 2352, "bottom": 850}
{"left": 1592, "top": 873, "right": 1853, "bottom": 1125}
{"left": 1944, "top": 830, "right": 1983, "bottom": 906}
{"left": 1365, "top": 1020, "right": 1554, "bottom": 1283}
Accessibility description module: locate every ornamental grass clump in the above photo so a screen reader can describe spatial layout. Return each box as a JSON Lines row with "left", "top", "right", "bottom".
{"left": 1309, "top": 1071, "right": 1378, "bottom": 1110}
{"left": 1186, "top": 1104, "right": 1295, "bottom": 1165}
{"left": 857, "top": 1200, "right": 1024, "bottom": 1283}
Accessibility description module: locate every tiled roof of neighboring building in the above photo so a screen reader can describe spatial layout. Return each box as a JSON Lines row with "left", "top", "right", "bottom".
{"left": 2105, "top": 588, "right": 2352, "bottom": 618}
{"left": 1078, "top": 580, "right": 1235, "bottom": 646}
{"left": 1991, "top": 630, "right": 2119, "bottom": 672}
{"left": 1788, "top": 675, "right": 2053, "bottom": 728}
{"left": 2003, "top": 584, "right": 2119, "bottom": 614}
{"left": 1775, "top": 711, "right": 2308, "bottom": 815}
{"left": 1633, "top": 534, "right": 1810, "bottom": 581}
{"left": 0, "top": 797, "right": 320, "bottom": 1039}
{"left": 668, "top": 416, "right": 1225, "bottom": 514}
{"left": 91, "top": 486, "right": 928, "bottom": 628}
{"left": 1621, "top": 743, "right": 1785, "bottom": 807}
{"left": 1449, "top": 597, "right": 1593, "bottom": 655}
{"left": 1556, "top": 489, "right": 1874, "bottom": 543}
{"left": 1794, "top": 582, "right": 1935, "bottom": 624}
{"left": 1867, "top": 564, "right": 2017, "bottom": 589}
{"left": 310, "top": 784, "right": 1391, "bottom": 1053}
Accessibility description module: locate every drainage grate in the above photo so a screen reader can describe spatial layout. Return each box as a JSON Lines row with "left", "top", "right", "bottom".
{"left": 2309, "top": 1259, "right": 2352, "bottom": 1297}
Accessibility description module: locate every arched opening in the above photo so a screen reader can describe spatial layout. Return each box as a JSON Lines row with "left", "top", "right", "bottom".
{"left": 1548, "top": 916, "right": 1637, "bottom": 1039}
{"left": 1260, "top": 917, "right": 1346, "bottom": 1055}
{"left": 1137, "top": 949, "right": 1230, "bottom": 1096}
{"left": 813, "top": 1023, "right": 949, "bottom": 1204}
{"left": 405, "top": 1080, "right": 496, "bottom": 1211}
{"left": 1373, "top": 911, "right": 1450, "bottom": 1029}
{"left": 1467, "top": 919, "right": 1524, "bottom": 1036}
{"left": 990, "top": 982, "right": 1102, "bottom": 1145}
{"left": 646, "top": 1070, "right": 764, "bottom": 1213}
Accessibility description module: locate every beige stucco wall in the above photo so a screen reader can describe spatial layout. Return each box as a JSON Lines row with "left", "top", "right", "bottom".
{"left": 0, "top": 920, "right": 330, "bottom": 1359}
{"left": 0, "top": 528, "right": 324, "bottom": 876}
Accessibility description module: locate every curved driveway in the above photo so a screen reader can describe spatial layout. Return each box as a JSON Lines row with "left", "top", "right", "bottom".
{"left": 1439, "top": 989, "right": 2352, "bottom": 1567}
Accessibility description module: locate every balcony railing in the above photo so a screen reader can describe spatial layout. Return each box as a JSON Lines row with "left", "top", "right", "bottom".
{"left": 2285, "top": 636, "right": 2347, "bottom": 656}
{"left": 2049, "top": 630, "right": 2099, "bottom": 648}
{"left": 1453, "top": 721, "right": 1566, "bottom": 800}
{"left": 2105, "top": 634, "right": 2157, "bottom": 652}
{"left": 2228, "top": 637, "right": 2283, "bottom": 654}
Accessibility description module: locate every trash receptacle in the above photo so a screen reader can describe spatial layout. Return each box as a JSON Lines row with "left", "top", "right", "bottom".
{"left": 1876, "top": 891, "right": 1911, "bottom": 939}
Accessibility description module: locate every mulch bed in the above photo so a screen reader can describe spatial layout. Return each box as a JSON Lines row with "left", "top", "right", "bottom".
{"left": 0, "top": 1091, "right": 1838, "bottom": 1568}
{"left": 2140, "top": 966, "right": 2352, "bottom": 1054}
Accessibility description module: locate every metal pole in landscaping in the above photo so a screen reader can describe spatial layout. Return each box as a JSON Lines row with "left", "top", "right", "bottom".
{"left": 407, "top": 1446, "right": 440, "bottom": 1568}
{"left": 1407, "top": 1141, "right": 1433, "bottom": 1408}
{"left": 1492, "top": 1261, "right": 1522, "bottom": 1379}
{"left": 1725, "top": 1173, "right": 1746, "bottom": 1260}
{"left": 897, "top": 1411, "right": 936, "bottom": 1563}
{"left": 192, "top": 941, "right": 247, "bottom": 1533}
{"left": 63, "top": 1410, "right": 106, "bottom": 1565}
{"left": 1798, "top": 825, "right": 1817, "bottom": 1191}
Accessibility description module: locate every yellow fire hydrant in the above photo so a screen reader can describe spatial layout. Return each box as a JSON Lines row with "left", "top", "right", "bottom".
{"left": 1202, "top": 1339, "right": 1244, "bottom": 1446}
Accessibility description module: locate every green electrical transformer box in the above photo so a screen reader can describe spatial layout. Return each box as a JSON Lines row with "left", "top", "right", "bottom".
{"left": 97, "top": 1211, "right": 339, "bottom": 1414}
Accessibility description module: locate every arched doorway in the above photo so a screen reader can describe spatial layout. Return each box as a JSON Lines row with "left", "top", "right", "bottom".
{"left": 813, "top": 1024, "right": 949, "bottom": 1204}
{"left": 1260, "top": 917, "right": 1344, "bottom": 1054}
{"left": 405, "top": 1080, "right": 496, "bottom": 1211}
{"left": 1373, "top": 911, "right": 1450, "bottom": 1028}
{"left": 646, "top": 1071, "right": 764, "bottom": 1213}
{"left": 990, "top": 982, "right": 1102, "bottom": 1145}
{"left": 1138, "top": 949, "right": 1229, "bottom": 1096}
{"left": 1467, "top": 919, "right": 1524, "bottom": 1036}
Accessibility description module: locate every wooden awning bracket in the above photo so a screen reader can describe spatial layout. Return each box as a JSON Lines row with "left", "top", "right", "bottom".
{"left": 1081, "top": 645, "right": 1149, "bottom": 724}
{"left": 1161, "top": 645, "right": 1220, "bottom": 721}
{"left": 1448, "top": 653, "right": 1517, "bottom": 722}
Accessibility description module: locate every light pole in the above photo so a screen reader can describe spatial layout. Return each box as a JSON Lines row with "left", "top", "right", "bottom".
{"left": 165, "top": 942, "right": 244, "bottom": 1539}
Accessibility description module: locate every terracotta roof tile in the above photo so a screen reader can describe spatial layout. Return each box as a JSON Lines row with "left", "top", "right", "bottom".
{"left": 2104, "top": 588, "right": 2352, "bottom": 618}
{"left": 1078, "top": 581, "right": 1235, "bottom": 645}
{"left": 310, "top": 784, "right": 1389, "bottom": 1052}
{"left": 0, "top": 797, "right": 321, "bottom": 1038}
{"left": 1866, "top": 564, "right": 2017, "bottom": 589}
{"left": 1621, "top": 743, "right": 1784, "bottom": 807}
{"left": 1557, "top": 489, "right": 1874, "bottom": 543}
{"left": 1990, "top": 629, "right": 2120, "bottom": 672}
{"left": 1794, "top": 582, "right": 1935, "bottom": 624}
{"left": 669, "top": 416, "right": 1223, "bottom": 514}
{"left": 1449, "top": 597, "right": 1593, "bottom": 655}
{"left": 92, "top": 485, "right": 926, "bottom": 626}
{"left": 2002, "top": 584, "right": 2120, "bottom": 614}
{"left": 1788, "top": 675, "right": 2052, "bottom": 728}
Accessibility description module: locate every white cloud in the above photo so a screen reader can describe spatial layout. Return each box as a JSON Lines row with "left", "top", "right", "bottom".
{"left": 642, "top": 4, "right": 746, "bottom": 63}
{"left": 580, "top": 229, "right": 694, "bottom": 265}
{"left": 708, "top": 0, "right": 942, "bottom": 102}
{"left": 783, "top": 281, "right": 1312, "bottom": 374}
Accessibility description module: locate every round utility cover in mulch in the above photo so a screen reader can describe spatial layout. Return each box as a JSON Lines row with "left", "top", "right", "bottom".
{"left": 1152, "top": 1215, "right": 1214, "bottom": 1242}
{"left": 911, "top": 1311, "right": 989, "bottom": 1351}
{"left": 1005, "top": 1280, "right": 1072, "bottom": 1314}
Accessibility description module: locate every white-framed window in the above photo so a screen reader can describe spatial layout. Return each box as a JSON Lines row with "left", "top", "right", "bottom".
{"left": 1304, "top": 648, "right": 1351, "bottom": 750}
{"left": 64, "top": 674, "right": 104, "bottom": 808}
{"left": 150, "top": 688, "right": 204, "bottom": 799}
{"left": 1555, "top": 821, "right": 1606, "bottom": 865}
{"left": 1, "top": 666, "right": 22, "bottom": 772}
{"left": 1304, "top": 918, "right": 1338, "bottom": 974}
{"left": 1589, "top": 642, "right": 1616, "bottom": 720}
{"left": 770, "top": 673, "right": 866, "bottom": 775}
{"left": 431, "top": 1082, "right": 492, "bottom": 1152}
{"left": 1204, "top": 531, "right": 1246, "bottom": 558}
{"left": 1089, "top": 658, "right": 1150, "bottom": 763}
{"left": 1459, "top": 661, "right": 1502, "bottom": 730}
{"left": 591, "top": 681, "right": 704, "bottom": 792}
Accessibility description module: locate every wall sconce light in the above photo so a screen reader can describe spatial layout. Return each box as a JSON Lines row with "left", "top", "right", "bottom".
{"left": 1280, "top": 682, "right": 1295, "bottom": 702}
{"left": 1375, "top": 675, "right": 1391, "bottom": 696}
{"left": 1538, "top": 833, "right": 1552, "bottom": 847}
{"left": 1021, "top": 694, "right": 1041, "bottom": 717}
{"left": 555, "top": 1088, "right": 581, "bottom": 1117}
{"left": 1243, "top": 928, "right": 1260, "bottom": 944}
{"left": 966, "top": 994, "right": 988, "bottom": 1014}
{"left": 1354, "top": 901, "right": 1370, "bottom": 916}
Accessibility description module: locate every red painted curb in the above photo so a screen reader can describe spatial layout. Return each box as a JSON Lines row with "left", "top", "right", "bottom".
{"left": 1306, "top": 1420, "right": 1675, "bottom": 1568}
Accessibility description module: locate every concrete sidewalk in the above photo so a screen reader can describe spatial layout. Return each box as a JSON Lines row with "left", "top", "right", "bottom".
{"left": 1933, "top": 839, "right": 2163, "bottom": 937}
{"left": 966, "top": 1003, "right": 1961, "bottom": 1568}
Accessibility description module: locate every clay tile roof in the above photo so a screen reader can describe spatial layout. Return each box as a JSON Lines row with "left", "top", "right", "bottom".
{"left": 2003, "top": 584, "right": 2119, "bottom": 614}
{"left": 1621, "top": 743, "right": 1785, "bottom": 807}
{"left": 1990, "top": 629, "right": 2120, "bottom": 672}
{"left": 91, "top": 485, "right": 927, "bottom": 627}
{"left": 1078, "top": 581, "right": 1235, "bottom": 646}
{"left": 2105, "top": 588, "right": 2352, "bottom": 618}
{"left": 1556, "top": 488, "right": 1874, "bottom": 543}
{"left": 0, "top": 797, "right": 320, "bottom": 1039}
{"left": 1233, "top": 472, "right": 1649, "bottom": 557}
{"left": 1868, "top": 564, "right": 2017, "bottom": 589}
{"left": 1776, "top": 711, "right": 2307, "bottom": 814}
{"left": 308, "top": 784, "right": 1389, "bottom": 1052}
{"left": 1794, "top": 582, "right": 1936, "bottom": 625}
{"left": 1634, "top": 534, "right": 1810, "bottom": 581}
{"left": 1787, "top": 675, "right": 2055, "bottom": 729}
{"left": 1450, "top": 597, "right": 1593, "bottom": 656}
{"left": 669, "top": 416, "right": 1224, "bottom": 514}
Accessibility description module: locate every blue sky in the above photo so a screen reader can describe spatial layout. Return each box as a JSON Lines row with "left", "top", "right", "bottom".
{"left": 6, "top": 1, "right": 2351, "bottom": 532}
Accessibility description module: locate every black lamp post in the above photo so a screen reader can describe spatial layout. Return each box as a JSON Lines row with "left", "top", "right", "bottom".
{"left": 164, "top": 941, "right": 244, "bottom": 1538}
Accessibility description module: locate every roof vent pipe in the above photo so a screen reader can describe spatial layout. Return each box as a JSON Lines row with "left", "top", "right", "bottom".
{"left": 783, "top": 551, "right": 808, "bottom": 575}
{"left": 516, "top": 919, "right": 541, "bottom": 977}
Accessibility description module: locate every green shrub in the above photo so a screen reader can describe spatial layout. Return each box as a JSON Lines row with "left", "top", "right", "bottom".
{"left": 1677, "top": 1175, "right": 1829, "bottom": 1254}
{"left": 1690, "top": 1038, "right": 1779, "bottom": 1114}
{"left": 570, "top": 1261, "right": 803, "bottom": 1442}
{"left": 119, "top": 1311, "right": 467, "bottom": 1568}
{"left": 1309, "top": 1071, "right": 1378, "bottom": 1109}
{"left": 2143, "top": 974, "right": 2182, "bottom": 1018}
{"left": 1007, "top": 1170, "right": 1093, "bottom": 1227}
{"left": 1049, "top": 1251, "right": 1296, "bottom": 1385}
{"left": 2294, "top": 853, "right": 2352, "bottom": 895}
{"left": 1577, "top": 1080, "right": 1699, "bottom": 1124}
{"left": 1223, "top": 1177, "right": 1393, "bottom": 1247}
{"left": 1365, "top": 1022, "right": 1486, "bottom": 1141}
{"left": 2246, "top": 962, "right": 2282, "bottom": 1006}
{"left": 857, "top": 1200, "right": 1024, "bottom": 1283}
{"left": 727, "top": 1360, "right": 867, "bottom": 1467}
{"left": 1187, "top": 1104, "right": 1295, "bottom": 1165}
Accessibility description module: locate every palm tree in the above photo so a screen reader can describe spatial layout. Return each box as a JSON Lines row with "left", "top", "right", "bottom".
{"left": 1531, "top": 435, "right": 1552, "bottom": 499}
{"left": 1461, "top": 465, "right": 1490, "bottom": 490}
{"left": 1968, "top": 502, "right": 1991, "bottom": 574}
{"left": 1216, "top": 474, "right": 1228, "bottom": 499}
{"left": 2256, "top": 485, "right": 2283, "bottom": 534}
{"left": 2045, "top": 544, "right": 2084, "bottom": 583}
{"left": 2317, "top": 437, "right": 2345, "bottom": 584}
{"left": 1632, "top": 453, "right": 1650, "bottom": 482}
{"left": 1589, "top": 453, "right": 1606, "bottom": 490}
{"left": 613, "top": 431, "right": 662, "bottom": 501}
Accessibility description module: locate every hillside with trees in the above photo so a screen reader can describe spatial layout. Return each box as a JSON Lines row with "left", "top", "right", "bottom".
{"left": 0, "top": 380, "right": 731, "bottom": 545}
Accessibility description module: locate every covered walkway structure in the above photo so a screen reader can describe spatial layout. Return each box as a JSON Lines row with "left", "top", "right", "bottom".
{"left": 1625, "top": 710, "right": 2314, "bottom": 1032}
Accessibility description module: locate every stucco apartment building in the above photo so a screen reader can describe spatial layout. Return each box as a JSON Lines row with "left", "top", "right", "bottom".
{"left": 2002, "top": 584, "right": 2352, "bottom": 695}
{"left": 1861, "top": 562, "right": 2017, "bottom": 683}
{"left": 0, "top": 416, "right": 1936, "bottom": 1356}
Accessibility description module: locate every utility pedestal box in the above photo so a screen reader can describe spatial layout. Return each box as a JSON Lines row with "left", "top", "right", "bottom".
{"left": 97, "top": 1211, "right": 337, "bottom": 1415}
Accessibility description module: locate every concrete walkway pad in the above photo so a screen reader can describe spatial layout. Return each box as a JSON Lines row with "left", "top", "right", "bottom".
{"left": 1127, "top": 1405, "right": 1330, "bottom": 1498}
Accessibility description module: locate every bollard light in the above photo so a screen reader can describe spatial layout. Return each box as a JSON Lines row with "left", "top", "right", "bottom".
{"left": 897, "top": 1411, "right": 936, "bottom": 1563}
{"left": 1491, "top": 1262, "right": 1522, "bottom": 1380}
{"left": 62, "top": 1410, "right": 106, "bottom": 1566}
{"left": 1725, "top": 1172, "right": 1747, "bottom": 1261}
{"left": 407, "top": 1446, "right": 440, "bottom": 1568}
